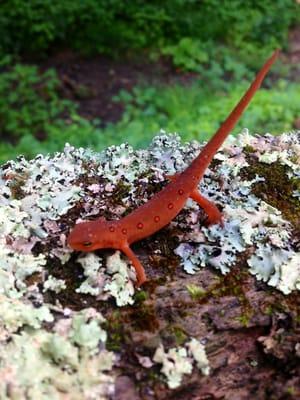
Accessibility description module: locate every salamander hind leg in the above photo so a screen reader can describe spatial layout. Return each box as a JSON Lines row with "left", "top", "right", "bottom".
{"left": 190, "top": 190, "right": 223, "bottom": 226}
{"left": 121, "top": 244, "right": 147, "bottom": 287}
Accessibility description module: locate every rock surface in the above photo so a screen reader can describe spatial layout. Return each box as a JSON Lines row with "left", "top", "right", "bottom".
{"left": 0, "top": 131, "right": 299, "bottom": 399}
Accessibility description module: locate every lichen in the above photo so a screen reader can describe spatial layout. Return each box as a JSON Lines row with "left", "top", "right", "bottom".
{"left": 0, "top": 295, "right": 53, "bottom": 334}
{"left": 186, "top": 338, "right": 210, "bottom": 375}
{"left": 0, "top": 130, "right": 299, "bottom": 396}
{"left": 153, "top": 338, "right": 210, "bottom": 389}
{"left": 173, "top": 130, "right": 299, "bottom": 294}
{"left": 2, "top": 131, "right": 299, "bottom": 299}
{"left": 69, "top": 308, "right": 108, "bottom": 351}
{"left": 0, "top": 300, "right": 115, "bottom": 399}
{"left": 104, "top": 251, "right": 136, "bottom": 307}
{"left": 76, "top": 253, "right": 107, "bottom": 297}
{"left": 43, "top": 275, "right": 66, "bottom": 293}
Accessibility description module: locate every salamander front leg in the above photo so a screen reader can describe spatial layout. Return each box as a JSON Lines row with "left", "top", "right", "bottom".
{"left": 190, "top": 190, "right": 223, "bottom": 226}
{"left": 121, "top": 244, "right": 147, "bottom": 287}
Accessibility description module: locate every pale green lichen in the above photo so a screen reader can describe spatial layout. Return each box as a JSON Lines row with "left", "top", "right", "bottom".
{"left": 153, "top": 338, "right": 210, "bottom": 389}
{"left": 0, "top": 242, "right": 46, "bottom": 298}
{"left": 76, "top": 253, "right": 107, "bottom": 297}
{"left": 174, "top": 131, "right": 299, "bottom": 294}
{"left": 70, "top": 309, "right": 107, "bottom": 351}
{"left": 0, "top": 301, "right": 115, "bottom": 399}
{"left": 104, "top": 251, "right": 135, "bottom": 307}
{"left": 76, "top": 251, "right": 135, "bottom": 306}
{"left": 0, "top": 200, "right": 29, "bottom": 238}
{"left": 248, "top": 244, "right": 292, "bottom": 285}
{"left": 43, "top": 275, "right": 67, "bottom": 293}
{"left": 153, "top": 345, "right": 193, "bottom": 389}
{"left": 0, "top": 295, "right": 53, "bottom": 334}
{"left": 270, "top": 252, "right": 300, "bottom": 294}
{"left": 0, "top": 330, "right": 115, "bottom": 400}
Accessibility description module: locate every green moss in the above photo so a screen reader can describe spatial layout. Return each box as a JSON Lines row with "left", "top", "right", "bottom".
{"left": 263, "top": 305, "right": 275, "bottom": 316}
{"left": 105, "top": 311, "right": 123, "bottom": 352}
{"left": 170, "top": 325, "right": 188, "bottom": 346}
{"left": 235, "top": 314, "right": 251, "bottom": 327}
{"left": 243, "top": 144, "right": 256, "bottom": 154}
{"left": 143, "top": 227, "right": 181, "bottom": 283}
{"left": 241, "top": 160, "right": 300, "bottom": 233}
{"left": 134, "top": 290, "right": 148, "bottom": 304}
{"left": 44, "top": 256, "right": 98, "bottom": 311}
{"left": 189, "top": 265, "right": 254, "bottom": 318}
{"left": 110, "top": 180, "right": 131, "bottom": 207}
{"left": 130, "top": 302, "right": 159, "bottom": 332}
{"left": 286, "top": 386, "right": 296, "bottom": 396}
{"left": 186, "top": 284, "right": 206, "bottom": 300}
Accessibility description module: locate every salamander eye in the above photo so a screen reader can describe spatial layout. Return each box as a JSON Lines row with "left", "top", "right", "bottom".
{"left": 83, "top": 241, "right": 92, "bottom": 247}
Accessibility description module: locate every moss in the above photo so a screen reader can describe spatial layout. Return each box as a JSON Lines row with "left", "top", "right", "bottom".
{"left": 134, "top": 290, "right": 148, "bottom": 304}
{"left": 286, "top": 387, "right": 296, "bottom": 396}
{"left": 43, "top": 256, "right": 99, "bottom": 311}
{"left": 129, "top": 302, "right": 159, "bottom": 332}
{"left": 7, "top": 173, "right": 28, "bottom": 199}
{"left": 280, "top": 292, "right": 300, "bottom": 321}
{"left": 263, "top": 305, "right": 275, "bottom": 316}
{"left": 261, "top": 290, "right": 300, "bottom": 325}
{"left": 105, "top": 311, "right": 123, "bottom": 352}
{"left": 186, "top": 284, "right": 206, "bottom": 300}
{"left": 235, "top": 314, "right": 251, "bottom": 327}
{"left": 241, "top": 159, "right": 300, "bottom": 235}
{"left": 190, "top": 265, "right": 254, "bottom": 317}
{"left": 167, "top": 325, "right": 188, "bottom": 346}
{"left": 243, "top": 144, "right": 256, "bottom": 154}
{"left": 133, "top": 170, "right": 166, "bottom": 199}
{"left": 110, "top": 180, "right": 131, "bottom": 207}
{"left": 143, "top": 227, "right": 181, "bottom": 283}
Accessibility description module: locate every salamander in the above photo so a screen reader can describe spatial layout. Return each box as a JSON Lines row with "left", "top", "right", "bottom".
{"left": 67, "top": 50, "right": 279, "bottom": 286}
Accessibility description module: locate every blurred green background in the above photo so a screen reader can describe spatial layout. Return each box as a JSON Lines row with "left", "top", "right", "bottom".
{"left": 0, "top": 0, "right": 299, "bottom": 162}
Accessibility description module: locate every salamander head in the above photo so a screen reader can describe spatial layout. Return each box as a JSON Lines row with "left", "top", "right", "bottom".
{"left": 67, "top": 217, "right": 119, "bottom": 251}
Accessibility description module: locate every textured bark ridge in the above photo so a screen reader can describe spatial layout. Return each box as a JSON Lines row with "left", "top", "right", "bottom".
{"left": 0, "top": 131, "right": 299, "bottom": 399}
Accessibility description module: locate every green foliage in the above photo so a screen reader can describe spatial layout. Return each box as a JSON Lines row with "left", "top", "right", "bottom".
{"left": 0, "top": 76, "right": 299, "bottom": 163}
{"left": 113, "top": 79, "right": 300, "bottom": 143}
{"left": 161, "top": 39, "right": 272, "bottom": 84}
{"left": 0, "top": 61, "right": 75, "bottom": 140}
{"left": 0, "top": 0, "right": 298, "bottom": 57}
{"left": 162, "top": 38, "right": 210, "bottom": 71}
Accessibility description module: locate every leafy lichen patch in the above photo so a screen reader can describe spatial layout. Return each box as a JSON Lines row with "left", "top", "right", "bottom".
{"left": 0, "top": 299, "right": 115, "bottom": 399}
{"left": 173, "top": 130, "right": 299, "bottom": 294}
{"left": 153, "top": 338, "right": 210, "bottom": 389}
{"left": 4, "top": 131, "right": 298, "bottom": 299}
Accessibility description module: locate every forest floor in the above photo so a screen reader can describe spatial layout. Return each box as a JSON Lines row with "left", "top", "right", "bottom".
{"left": 39, "top": 28, "right": 300, "bottom": 129}
{"left": 41, "top": 50, "right": 194, "bottom": 126}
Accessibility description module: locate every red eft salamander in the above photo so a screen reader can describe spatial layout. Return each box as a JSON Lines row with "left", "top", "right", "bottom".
{"left": 67, "top": 50, "right": 279, "bottom": 287}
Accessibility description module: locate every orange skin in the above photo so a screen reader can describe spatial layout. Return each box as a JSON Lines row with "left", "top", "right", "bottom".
{"left": 67, "top": 50, "right": 279, "bottom": 287}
